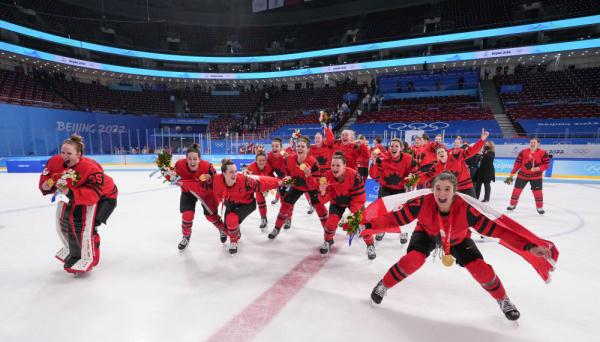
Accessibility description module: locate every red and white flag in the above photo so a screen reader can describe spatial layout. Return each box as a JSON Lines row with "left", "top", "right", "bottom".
{"left": 360, "top": 189, "right": 559, "bottom": 283}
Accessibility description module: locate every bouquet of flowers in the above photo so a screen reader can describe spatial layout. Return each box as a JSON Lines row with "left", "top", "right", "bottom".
{"left": 404, "top": 173, "right": 420, "bottom": 189}
{"left": 319, "top": 111, "right": 330, "bottom": 125}
{"left": 51, "top": 169, "right": 80, "bottom": 203}
{"left": 292, "top": 129, "right": 302, "bottom": 140}
{"left": 154, "top": 150, "right": 179, "bottom": 184}
{"left": 57, "top": 169, "right": 81, "bottom": 187}
{"left": 282, "top": 177, "right": 296, "bottom": 187}
{"left": 339, "top": 210, "right": 363, "bottom": 246}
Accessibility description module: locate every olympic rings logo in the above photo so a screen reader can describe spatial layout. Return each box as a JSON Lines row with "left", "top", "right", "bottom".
{"left": 571, "top": 149, "right": 589, "bottom": 154}
{"left": 583, "top": 164, "right": 600, "bottom": 174}
{"left": 388, "top": 122, "right": 450, "bottom": 132}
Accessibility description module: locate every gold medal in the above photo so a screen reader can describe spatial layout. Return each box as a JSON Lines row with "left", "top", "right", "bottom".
{"left": 199, "top": 174, "right": 209, "bottom": 182}
{"left": 46, "top": 178, "right": 55, "bottom": 187}
{"left": 373, "top": 148, "right": 381, "bottom": 155}
{"left": 319, "top": 177, "right": 328, "bottom": 185}
{"left": 299, "top": 163, "right": 307, "bottom": 171}
{"left": 442, "top": 254, "right": 455, "bottom": 267}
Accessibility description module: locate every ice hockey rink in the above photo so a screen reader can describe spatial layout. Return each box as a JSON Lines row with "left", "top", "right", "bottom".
{"left": 0, "top": 170, "right": 598, "bottom": 342}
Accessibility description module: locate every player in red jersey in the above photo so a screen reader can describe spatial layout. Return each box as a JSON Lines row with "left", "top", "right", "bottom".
{"left": 174, "top": 144, "right": 226, "bottom": 251}
{"left": 417, "top": 129, "right": 488, "bottom": 197}
{"left": 364, "top": 172, "right": 556, "bottom": 321}
{"left": 309, "top": 125, "right": 335, "bottom": 214}
{"left": 267, "top": 137, "right": 329, "bottom": 240}
{"left": 331, "top": 129, "right": 370, "bottom": 171}
{"left": 506, "top": 137, "right": 550, "bottom": 214}
{"left": 39, "top": 134, "right": 117, "bottom": 274}
{"left": 371, "top": 136, "right": 385, "bottom": 156}
{"left": 212, "top": 159, "right": 282, "bottom": 254}
{"left": 356, "top": 135, "right": 370, "bottom": 181}
{"left": 246, "top": 151, "right": 276, "bottom": 230}
{"left": 369, "top": 138, "right": 415, "bottom": 243}
{"left": 267, "top": 137, "right": 287, "bottom": 206}
{"left": 319, "top": 153, "right": 373, "bottom": 258}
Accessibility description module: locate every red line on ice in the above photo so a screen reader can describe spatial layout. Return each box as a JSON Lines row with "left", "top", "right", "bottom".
{"left": 207, "top": 250, "right": 335, "bottom": 342}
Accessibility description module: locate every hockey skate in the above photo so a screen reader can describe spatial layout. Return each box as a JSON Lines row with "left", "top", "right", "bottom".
{"left": 366, "top": 244, "right": 376, "bottom": 260}
{"left": 219, "top": 230, "right": 227, "bottom": 243}
{"left": 229, "top": 242, "right": 238, "bottom": 254}
{"left": 178, "top": 235, "right": 191, "bottom": 251}
{"left": 536, "top": 208, "right": 545, "bottom": 215}
{"left": 497, "top": 297, "right": 520, "bottom": 321}
{"left": 307, "top": 206, "right": 315, "bottom": 214}
{"left": 399, "top": 232, "right": 408, "bottom": 244}
{"left": 271, "top": 197, "right": 279, "bottom": 205}
{"left": 319, "top": 240, "right": 334, "bottom": 255}
{"left": 259, "top": 217, "right": 268, "bottom": 231}
{"left": 283, "top": 219, "right": 291, "bottom": 230}
{"left": 268, "top": 227, "right": 280, "bottom": 239}
{"left": 375, "top": 232, "right": 385, "bottom": 241}
{"left": 371, "top": 280, "right": 387, "bottom": 305}
{"left": 506, "top": 205, "right": 516, "bottom": 211}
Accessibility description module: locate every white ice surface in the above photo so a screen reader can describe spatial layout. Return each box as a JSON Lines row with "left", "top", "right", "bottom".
{"left": 0, "top": 171, "right": 598, "bottom": 342}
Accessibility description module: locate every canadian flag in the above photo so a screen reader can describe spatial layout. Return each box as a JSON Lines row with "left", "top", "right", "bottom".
{"left": 360, "top": 189, "right": 559, "bottom": 283}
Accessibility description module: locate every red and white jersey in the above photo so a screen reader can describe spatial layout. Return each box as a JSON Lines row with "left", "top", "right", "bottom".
{"left": 284, "top": 154, "right": 320, "bottom": 191}
{"left": 511, "top": 148, "right": 550, "bottom": 180}
{"left": 332, "top": 140, "right": 369, "bottom": 171}
{"left": 321, "top": 168, "right": 365, "bottom": 213}
{"left": 64, "top": 157, "right": 118, "bottom": 206}
{"left": 39, "top": 154, "right": 69, "bottom": 195}
{"left": 369, "top": 152, "right": 414, "bottom": 190}
{"left": 247, "top": 161, "right": 275, "bottom": 177}
{"left": 310, "top": 127, "right": 335, "bottom": 175}
{"left": 213, "top": 173, "right": 279, "bottom": 208}
{"left": 174, "top": 158, "right": 216, "bottom": 195}
{"left": 267, "top": 151, "right": 287, "bottom": 178}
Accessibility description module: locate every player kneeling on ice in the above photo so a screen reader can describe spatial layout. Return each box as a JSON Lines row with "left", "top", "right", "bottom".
{"left": 362, "top": 172, "right": 558, "bottom": 321}
{"left": 39, "top": 134, "right": 118, "bottom": 275}
{"left": 318, "top": 152, "right": 374, "bottom": 259}
{"left": 213, "top": 159, "right": 283, "bottom": 254}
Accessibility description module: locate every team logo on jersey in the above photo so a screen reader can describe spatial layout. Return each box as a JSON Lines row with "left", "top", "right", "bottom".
{"left": 42, "top": 168, "right": 49, "bottom": 176}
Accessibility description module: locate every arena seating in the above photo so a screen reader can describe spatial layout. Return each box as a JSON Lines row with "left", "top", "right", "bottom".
{"left": 0, "top": 69, "right": 68, "bottom": 108}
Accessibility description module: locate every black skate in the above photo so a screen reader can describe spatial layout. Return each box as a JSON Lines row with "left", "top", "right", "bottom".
{"left": 366, "top": 244, "right": 376, "bottom": 260}
{"left": 268, "top": 227, "right": 281, "bottom": 239}
{"left": 498, "top": 297, "right": 520, "bottom": 321}
{"left": 283, "top": 219, "right": 291, "bottom": 230}
{"left": 319, "top": 240, "right": 334, "bottom": 255}
{"left": 371, "top": 280, "right": 387, "bottom": 305}
{"left": 399, "top": 232, "right": 408, "bottom": 244}
{"left": 259, "top": 217, "right": 268, "bottom": 230}
{"left": 178, "top": 235, "right": 191, "bottom": 251}
{"left": 375, "top": 232, "right": 385, "bottom": 241}
{"left": 219, "top": 230, "right": 227, "bottom": 243}
{"left": 229, "top": 242, "right": 238, "bottom": 254}
{"left": 536, "top": 208, "right": 545, "bottom": 215}
{"left": 307, "top": 206, "right": 315, "bottom": 214}
{"left": 506, "top": 205, "right": 516, "bottom": 211}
